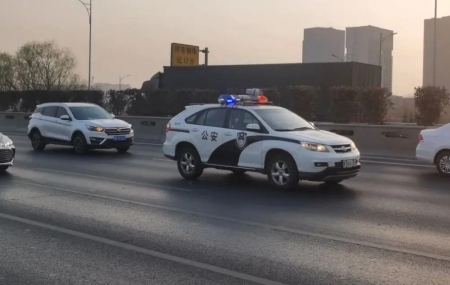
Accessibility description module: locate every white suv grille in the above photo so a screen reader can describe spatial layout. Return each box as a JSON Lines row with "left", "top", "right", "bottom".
{"left": 105, "top": 128, "right": 131, "bottom": 135}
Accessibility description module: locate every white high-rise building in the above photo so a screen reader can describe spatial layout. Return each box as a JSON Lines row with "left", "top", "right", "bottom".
{"left": 302, "top": 27, "right": 345, "bottom": 63}
{"left": 423, "top": 16, "right": 450, "bottom": 90}
{"left": 346, "top": 25, "right": 394, "bottom": 92}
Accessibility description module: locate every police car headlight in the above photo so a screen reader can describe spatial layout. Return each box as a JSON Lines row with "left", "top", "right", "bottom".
{"left": 350, "top": 142, "right": 358, "bottom": 151}
{"left": 0, "top": 139, "right": 13, "bottom": 148}
{"left": 300, "top": 142, "right": 329, "bottom": 152}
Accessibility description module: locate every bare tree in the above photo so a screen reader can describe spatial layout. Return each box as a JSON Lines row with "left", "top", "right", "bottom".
{"left": 14, "top": 40, "right": 81, "bottom": 90}
{"left": 0, "top": 52, "right": 19, "bottom": 91}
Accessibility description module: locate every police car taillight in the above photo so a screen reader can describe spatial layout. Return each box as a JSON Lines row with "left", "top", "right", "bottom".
{"left": 166, "top": 122, "right": 171, "bottom": 133}
{"left": 419, "top": 133, "right": 423, "bottom": 142}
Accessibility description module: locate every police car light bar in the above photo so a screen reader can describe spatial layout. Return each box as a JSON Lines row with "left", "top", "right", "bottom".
{"left": 218, "top": 89, "right": 270, "bottom": 105}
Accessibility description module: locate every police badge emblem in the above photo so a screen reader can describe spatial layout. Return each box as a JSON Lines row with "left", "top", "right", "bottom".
{"left": 236, "top": 132, "right": 247, "bottom": 149}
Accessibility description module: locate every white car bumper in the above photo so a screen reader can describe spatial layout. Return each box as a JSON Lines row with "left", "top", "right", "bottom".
{"left": 293, "top": 148, "right": 361, "bottom": 182}
{"left": 415, "top": 142, "right": 434, "bottom": 164}
{"left": 0, "top": 147, "right": 15, "bottom": 166}
{"left": 85, "top": 129, "right": 134, "bottom": 148}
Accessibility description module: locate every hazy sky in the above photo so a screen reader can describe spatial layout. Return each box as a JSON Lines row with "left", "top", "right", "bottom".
{"left": 1, "top": 0, "right": 449, "bottom": 95}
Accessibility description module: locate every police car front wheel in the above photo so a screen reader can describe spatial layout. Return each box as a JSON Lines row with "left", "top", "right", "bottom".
{"left": 177, "top": 146, "right": 203, "bottom": 180}
{"left": 267, "top": 154, "right": 299, "bottom": 190}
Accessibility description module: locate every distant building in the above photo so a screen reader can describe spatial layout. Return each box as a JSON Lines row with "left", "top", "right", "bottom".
{"left": 302, "top": 27, "right": 345, "bottom": 63}
{"left": 141, "top": 72, "right": 163, "bottom": 91}
{"left": 159, "top": 62, "right": 381, "bottom": 121}
{"left": 423, "top": 16, "right": 450, "bottom": 91}
{"left": 346, "top": 25, "right": 394, "bottom": 92}
{"left": 93, "top": 83, "right": 131, "bottom": 92}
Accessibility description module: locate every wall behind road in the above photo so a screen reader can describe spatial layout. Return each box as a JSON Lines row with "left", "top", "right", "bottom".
{"left": 0, "top": 112, "right": 436, "bottom": 159}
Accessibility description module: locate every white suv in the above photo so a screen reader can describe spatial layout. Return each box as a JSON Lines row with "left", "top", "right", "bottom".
{"left": 27, "top": 102, "right": 134, "bottom": 154}
{"left": 163, "top": 91, "right": 361, "bottom": 189}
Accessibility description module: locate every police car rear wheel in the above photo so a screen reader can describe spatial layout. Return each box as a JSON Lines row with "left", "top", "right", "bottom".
{"left": 267, "top": 154, "right": 299, "bottom": 190}
{"left": 177, "top": 147, "right": 203, "bottom": 180}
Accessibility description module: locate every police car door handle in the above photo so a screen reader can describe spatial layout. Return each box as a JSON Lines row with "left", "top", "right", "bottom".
{"left": 191, "top": 128, "right": 199, "bottom": 132}
{"left": 224, "top": 132, "right": 232, "bottom": 136}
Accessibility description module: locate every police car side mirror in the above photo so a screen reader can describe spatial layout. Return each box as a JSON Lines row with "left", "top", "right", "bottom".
{"left": 246, "top": 123, "right": 260, "bottom": 132}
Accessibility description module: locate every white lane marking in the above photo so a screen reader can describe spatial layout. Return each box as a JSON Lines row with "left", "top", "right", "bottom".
{"left": 361, "top": 156, "right": 418, "bottom": 162}
{"left": 32, "top": 168, "right": 191, "bottom": 192}
{"left": 0, "top": 213, "right": 286, "bottom": 285}
{"left": 360, "top": 160, "right": 434, "bottom": 168}
{"left": 11, "top": 180, "right": 450, "bottom": 263}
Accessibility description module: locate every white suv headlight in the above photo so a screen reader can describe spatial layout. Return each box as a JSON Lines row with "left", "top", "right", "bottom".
{"left": 86, "top": 125, "right": 105, "bottom": 132}
{"left": 351, "top": 142, "right": 358, "bottom": 151}
{"left": 0, "top": 139, "right": 13, "bottom": 148}
{"left": 300, "top": 142, "right": 329, "bottom": 152}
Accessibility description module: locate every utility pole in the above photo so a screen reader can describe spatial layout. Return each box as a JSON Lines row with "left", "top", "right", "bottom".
{"left": 200, "top": 47, "right": 209, "bottom": 65}
{"left": 433, "top": 0, "right": 437, "bottom": 86}
{"left": 119, "top": 74, "right": 130, "bottom": 91}
{"left": 78, "top": 0, "right": 92, "bottom": 90}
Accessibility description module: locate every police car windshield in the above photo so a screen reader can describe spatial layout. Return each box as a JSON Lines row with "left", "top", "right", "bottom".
{"left": 69, "top": 106, "right": 112, "bottom": 120}
{"left": 253, "top": 109, "right": 315, "bottom": 132}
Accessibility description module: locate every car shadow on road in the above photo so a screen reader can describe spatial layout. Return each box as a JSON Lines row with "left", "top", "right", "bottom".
{"left": 24, "top": 147, "right": 133, "bottom": 160}
{"left": 159, "top": 172, "right": 358, "bottom": 208}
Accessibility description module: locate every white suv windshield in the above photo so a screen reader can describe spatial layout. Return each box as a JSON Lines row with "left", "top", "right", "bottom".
{"left": 69, "top": 106, "right": 112, "bottom": 120}
{"left": 253, "top": 108, "right": 315, "bottom": 132}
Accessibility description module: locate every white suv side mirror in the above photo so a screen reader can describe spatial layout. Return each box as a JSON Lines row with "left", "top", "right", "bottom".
{"left": 111, "top": 113, "right": 115, "bottom": 119}
{"left": 246, "top": 123, "right": 260, "bottom": 132}
{"left": 60, "top": 115, "right": 70, "bottom": 121}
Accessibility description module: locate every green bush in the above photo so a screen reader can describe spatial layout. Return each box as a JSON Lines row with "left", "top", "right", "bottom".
{"left": 328, "top": 86, "right": 359, "bottom": 123}
{"left": 414, "top": 86, "right": 450, "bottom": 126}
{"left": 282, "top": 86, "right": 320, "bottom": 121}
{"left": 357, "top": 87, "right": 393, "bottom": 124}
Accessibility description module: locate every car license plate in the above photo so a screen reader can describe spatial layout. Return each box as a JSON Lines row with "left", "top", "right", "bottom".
{"left": 342, "top": 159, "right": 358, "bottom": 168}
{"left": 113, "top": 136, "right": 126, "bottom": 141}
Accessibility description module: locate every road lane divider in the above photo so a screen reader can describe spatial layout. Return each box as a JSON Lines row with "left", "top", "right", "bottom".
{"left": 0, "top": 212, "right": 287, "bottom": 285}
{"left": 30, "top": 167, "right": 192, "bottom": 192}
{"left": 6, "top": 179, "right": 450, "bottom": 263}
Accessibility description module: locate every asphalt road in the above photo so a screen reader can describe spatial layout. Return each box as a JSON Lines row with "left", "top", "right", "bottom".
{"left": 1, "top": 134, "right": 449, "bottom": 285}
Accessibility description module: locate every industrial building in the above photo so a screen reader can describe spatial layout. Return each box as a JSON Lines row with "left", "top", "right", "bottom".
{"left": 302, "top": 27, "right": 346, "bottom": 63}
{"left": 346, "top": 25, "right": 395, "bottom": 92}
{"left": 141, "top": 61, "right": 381, "bottom": 121}
{"left": 423, "top": 16, "right": 450, "bottom": 90}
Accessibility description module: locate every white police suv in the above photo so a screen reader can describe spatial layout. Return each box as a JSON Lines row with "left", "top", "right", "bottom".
{"left": 27, "top": 102, "right": 134, "bottom": 155}
{"left": 163, "top": 89, "right": 361, "bottom": 189}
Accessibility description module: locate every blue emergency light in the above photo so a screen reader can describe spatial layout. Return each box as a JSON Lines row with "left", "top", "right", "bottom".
{"left": 218, "top": 94, "right": 239, "bottom": 105}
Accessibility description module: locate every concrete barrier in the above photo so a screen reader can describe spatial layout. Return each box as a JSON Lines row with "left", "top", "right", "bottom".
{"left": 116, "top": 115, "right": 169, "bottom": 143}
{"left": 0, "top": 111, "right": 439, "bottom": 158}
{"left": 0, "top": 112, "right": 30, "bottom": 133}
